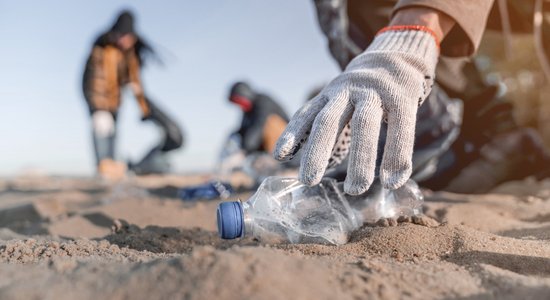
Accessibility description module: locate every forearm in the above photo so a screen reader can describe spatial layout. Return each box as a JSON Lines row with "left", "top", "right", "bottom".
{"left": 134, "top": 89, "right": 151, "bottom": 118}
{"left": 390, "top": 7, "right": 456, "bottom": 43}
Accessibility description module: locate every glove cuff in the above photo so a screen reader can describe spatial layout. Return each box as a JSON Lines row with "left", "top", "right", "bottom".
{"left": 367, "top": 27, "right": 440, "bottom": 61}
{"left": 377, "top": 25, "right": 440, "bottom": 47}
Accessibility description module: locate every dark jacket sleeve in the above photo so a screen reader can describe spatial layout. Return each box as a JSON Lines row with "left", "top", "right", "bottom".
{"left": 394, "top": 0, "right": 495, "bottom": 57}
{"left": 82, "top": 55, "right": 95, "bottom": 112}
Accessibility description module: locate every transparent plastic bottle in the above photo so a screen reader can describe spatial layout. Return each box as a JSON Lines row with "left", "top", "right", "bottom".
{"left": 217, "top": 176, "right": 423, "bottom": 245}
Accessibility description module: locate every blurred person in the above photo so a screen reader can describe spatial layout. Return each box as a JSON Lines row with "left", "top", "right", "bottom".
{"left": 228, "top": 81, "right": 289, "bottom": 156}
{"left": 82, "top": 10, "right": 183, "bottom": 179}
{"left": 274, "top": 0, "right": 550, "bottom": 194}
{"left": 216, "top": 82, "right": 296, "bottom": 183}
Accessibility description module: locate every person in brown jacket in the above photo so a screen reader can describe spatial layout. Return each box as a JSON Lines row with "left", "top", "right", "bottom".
{"left": 83, "top": 10, "right": 183, "bottom": 178}
{"left": 274, "top": 0, "right": 550, "bottom": 194}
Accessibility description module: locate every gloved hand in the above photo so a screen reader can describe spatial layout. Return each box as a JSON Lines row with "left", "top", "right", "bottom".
{"left": 274, "top": 27, "right": 439, "bottom": 194}
{"left": 92, "top": 110, "right": 116, "bottom": 138}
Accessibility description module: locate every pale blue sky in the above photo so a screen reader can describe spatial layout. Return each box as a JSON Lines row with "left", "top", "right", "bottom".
{"left": 0, "top": 1, "right": 339, "bottom": 176}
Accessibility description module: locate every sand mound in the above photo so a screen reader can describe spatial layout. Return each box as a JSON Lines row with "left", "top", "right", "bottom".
{"left": 0, "top": 175, "right": 548, "bottom": 299}
{"left": 0, "top": 246, "right": 349, "bottom": 300}
{"left": 0, "top": 238, "right": 164, "bottom": 264}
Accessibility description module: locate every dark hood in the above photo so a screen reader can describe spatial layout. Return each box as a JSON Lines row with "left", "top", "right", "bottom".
{"left": 111, "top": 10, "right": 135, "bottom": 36}
{"left": 229, "top": 82, "right": 257, "bottom": 101}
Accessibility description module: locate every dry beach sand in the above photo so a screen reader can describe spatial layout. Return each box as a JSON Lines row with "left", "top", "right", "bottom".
{"left": 0, "top": 174, "right": 548, "bottom": 299}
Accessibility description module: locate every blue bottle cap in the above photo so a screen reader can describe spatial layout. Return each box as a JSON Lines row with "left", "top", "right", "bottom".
{"left": 217, "top": 201, "right": 244, "bottom": 239}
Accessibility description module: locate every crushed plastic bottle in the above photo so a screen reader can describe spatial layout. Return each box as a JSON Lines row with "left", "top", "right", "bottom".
{"left": 342, "top": 179, "right": 424, "bottom": 223}
{"left": 178, "top": 181, "right": 234, "bottom": 201}
{"left": 217, "top": 176, "right": 423, "bottom": 245}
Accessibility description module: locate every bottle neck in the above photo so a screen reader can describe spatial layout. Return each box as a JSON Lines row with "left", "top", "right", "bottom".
{"left": 241, "top": 201, "right": 253, "bottom": 238}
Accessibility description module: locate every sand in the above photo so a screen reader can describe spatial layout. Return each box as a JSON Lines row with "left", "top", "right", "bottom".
{"left": 0, "top": 174, "right": 548, "bottom": 299}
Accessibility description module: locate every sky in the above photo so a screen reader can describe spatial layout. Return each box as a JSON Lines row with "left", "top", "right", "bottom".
{"left": 0, "top": 1, "right": 340, "bottom": 176}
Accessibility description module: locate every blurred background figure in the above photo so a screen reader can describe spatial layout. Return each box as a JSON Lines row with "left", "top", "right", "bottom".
{"left": 228, "top": 81, "right": 289, "bottom": 155}
{"left": 178, "top": 81, "right": 295, "bottom": 201}
{"left": 82, "top": 10, "right": 183, "bottom": 179}
{"left": 218, "top": 81, "right": 295, "bottom": 184}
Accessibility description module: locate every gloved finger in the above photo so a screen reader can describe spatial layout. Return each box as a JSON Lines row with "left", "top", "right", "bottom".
{"left": 343, "top": 93, "right": 383, "bottom": 195}
{"left": 326, "top": 122, "right": 351, "bottom": 170}
{"left": 380, "top": 100, "right": 418, "bottom": 189}
{"left": 300, "top": 92, "right": 353, "bottom": 186}
{"left": 274, "top": 95, "right": 327, "bottom": 161}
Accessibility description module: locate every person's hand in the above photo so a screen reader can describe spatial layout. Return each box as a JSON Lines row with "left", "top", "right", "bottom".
{"left": 92, "top": 111, "right": 115, "bottom": 138}
{"left": 274, "top": 27, "right": 439, "bottom": 194}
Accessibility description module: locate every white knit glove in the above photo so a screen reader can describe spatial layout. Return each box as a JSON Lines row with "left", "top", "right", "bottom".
{"left": 274, "top": 28, "right": 439, "bottom": 195}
